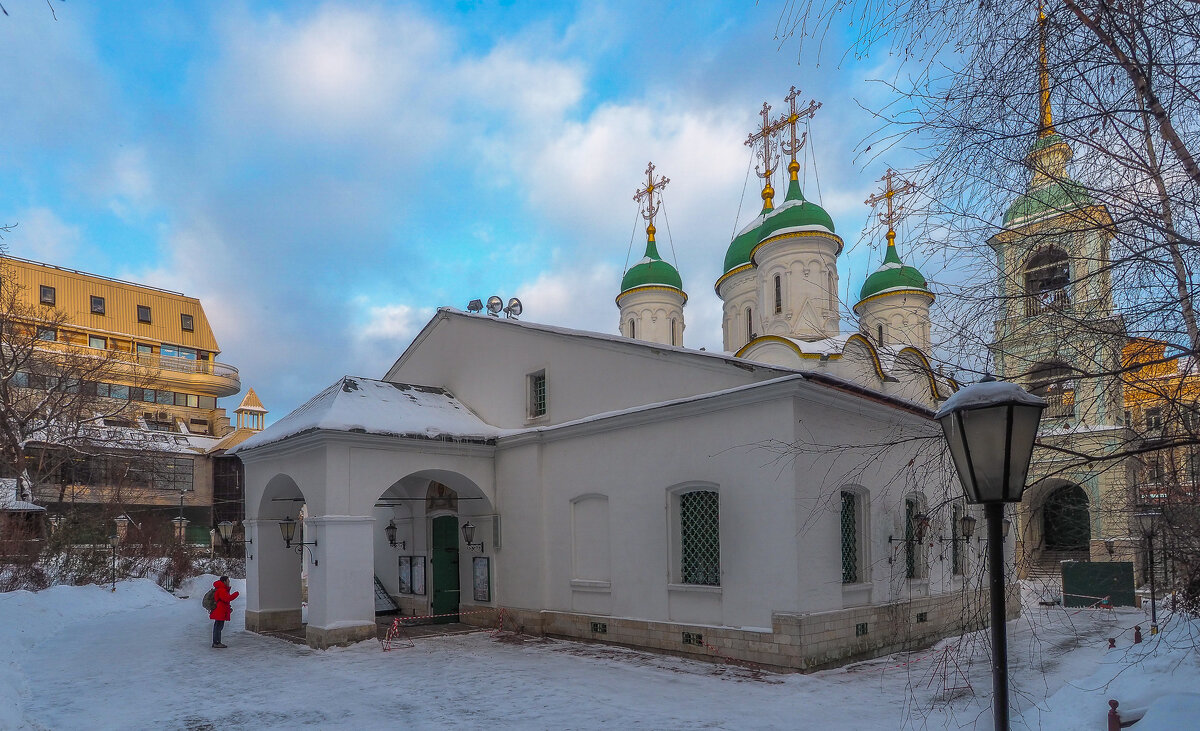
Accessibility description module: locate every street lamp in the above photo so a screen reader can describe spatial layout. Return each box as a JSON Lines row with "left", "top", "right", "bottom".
{"left": 172, "top": 516, "right": 189, "bottom": 543}
{"left": 384, "top": 518, "right": 405, "bottom": 550}
{"left": 461, "top": 521, "right": 485, "bottom": 552}
{"left": 935, "top": 376, "right": 1045, "bottom": 731}
{"left": 277, "top": 516, "right": 318, "bottom": 565}
{"left": 108, "top": 534, "right": 119, "bottom": 592}
{"left": 1135, "top": 511, "right": 1160, "bottom": 635}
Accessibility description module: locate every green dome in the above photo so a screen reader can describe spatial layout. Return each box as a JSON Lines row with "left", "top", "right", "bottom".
{"left": 722, "top": 213, "right": 765, "bottom": 274}
{"left": 621, "top": 234, "right": 683, "bottom": 293}
{"left": 758, "top": 177, "right": 835, "bottom": 240}
{"left": 857, "top": 238, "right": 930, "bottom": 302}
{"left": 1003, "top": 178, "right": 1091, "bottom": 225}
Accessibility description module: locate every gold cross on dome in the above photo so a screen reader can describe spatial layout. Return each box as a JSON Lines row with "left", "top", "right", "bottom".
{"left": 864, "top": 168, "right": 917, "bottom": 236}
{"left": 745, "top": 102, "right": 787, "bottom": 208}
{"left": 780, "top": 86, "right": 821, "bottom": 170}
{"left": 633, "top": 161, "right": 670, "bottom": 229}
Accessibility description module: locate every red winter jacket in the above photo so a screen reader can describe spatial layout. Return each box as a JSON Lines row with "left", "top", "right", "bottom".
{"left": 209, "top": 580, "right": 239, "bottom": 622}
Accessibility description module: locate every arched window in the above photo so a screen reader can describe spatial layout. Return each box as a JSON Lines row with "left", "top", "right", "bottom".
{"left": 679, "top": 490, "right": 720, "bottom": 586}
{"left": 628, "top": 319, "right": 636, "bottom": 339}
{"left": 1028, "top": 360, "right": 1075, "bottom": 418}
{"left": 774, "top": 275, "right": 783, "bottom": 314}
{"left": 904, "top": 497, "right": 927, "bottom": 579}
{"left": 1024, "top": 247, "right": 1070, "bottom": 315}
{"left": 670, "top": 318, "right": 678, "bottom": 346}
{"left": 746, "top": 307, "right": 754, "bottom": 340}
{"left": 876, "top": 323, "right": 885, "bottom": 344}
{"left": 951, "top": 503, "right": 966, "bottom": 576}
{"left": 839, "top": 490, "right": 865, "bottom": 584}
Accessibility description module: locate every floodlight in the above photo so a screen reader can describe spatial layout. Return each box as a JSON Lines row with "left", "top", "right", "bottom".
{"left": 504, "top": 297, "right": 523, "bottom": 319}
{"left": 467, "top": 299, "right": 484, "bottom": 313}
{"left": 486, "top": 295, "right": 503, "bottom": 316}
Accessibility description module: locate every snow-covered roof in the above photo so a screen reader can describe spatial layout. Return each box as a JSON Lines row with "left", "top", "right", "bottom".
{"left": 0, "top": 477, "right": 44, "bottom": 512}
{"left": 393, "top": 308, "right": 798, "bottom": 378}
{"left": 233, "top": 376, "right": 500, "bottom": 453}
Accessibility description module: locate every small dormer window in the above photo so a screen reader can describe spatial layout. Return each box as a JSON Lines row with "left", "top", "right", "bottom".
{"left": 137, "top": 305, "right": 152, "bottom": 324}
{"left": 40, "top": 286, "right": 55, "bottom": 305}
{"left": 181, "top": 313, "right": 194, "bottom": 332}
{"left": 90, "top": 296, "right": 105, "bottom": 315}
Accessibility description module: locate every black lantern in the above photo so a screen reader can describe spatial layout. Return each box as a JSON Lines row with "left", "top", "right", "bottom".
{"left": 935, "top": 377, "right": 1046, "bottom": 505}
{"left": 385, "top": 518, "right": 404, "bottom": 549}
{"left": 959, "top": 514, "right": 977, "bottom": 540}
{"left": 461, "top": 521, "right": 484, "bottom": 552}
{"left": 279, "top": 516, "right": 298, "bottom": 548}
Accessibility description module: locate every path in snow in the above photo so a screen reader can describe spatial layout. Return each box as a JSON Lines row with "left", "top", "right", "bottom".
{"left": 5, "top": 577, "right": 1191, "bottom": 730}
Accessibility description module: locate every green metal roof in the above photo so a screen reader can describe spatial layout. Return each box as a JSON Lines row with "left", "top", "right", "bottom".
{"left": 1002, "top": 178, "right": 1092, "bottom": 226}
{"left": 722, "top": 204, "right": 769, "bottom": 274}
{"left": 758, "top": 177, "right": 835, "bottom": 240}
{"left": 857, "top": 238, "right": 930, "bottom": 302}
{"left": 621, "top": 233, "right": 683, "bottom": 293}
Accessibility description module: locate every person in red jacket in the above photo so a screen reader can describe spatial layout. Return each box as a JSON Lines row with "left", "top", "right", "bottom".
{"left": 209, "top": 575, "right": 239, "bottom": 648}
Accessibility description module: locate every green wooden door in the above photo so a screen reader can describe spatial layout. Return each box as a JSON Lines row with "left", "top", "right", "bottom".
{"left": 430, "top": 516, "right": 460, "bottom": 623}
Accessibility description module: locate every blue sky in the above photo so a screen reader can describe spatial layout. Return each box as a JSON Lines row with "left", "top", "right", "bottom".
{"left": 0, "top": 0, "right": 932, "bottom": 420}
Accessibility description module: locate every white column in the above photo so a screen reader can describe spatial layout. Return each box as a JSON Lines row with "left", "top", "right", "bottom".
{"left": 244, "top": 518, "right": 303, "bottom": 632}
{"left": 304, "top": 515, "right": 377, "bottom": 649}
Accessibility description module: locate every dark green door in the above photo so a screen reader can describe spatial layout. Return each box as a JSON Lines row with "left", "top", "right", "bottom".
{"left": 430, "top": 516, "right": 460, "bottom": 623}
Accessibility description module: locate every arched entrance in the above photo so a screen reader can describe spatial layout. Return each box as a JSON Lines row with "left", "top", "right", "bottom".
{"left": 1043, "top": 484, "right": 1090, "bottom": 551}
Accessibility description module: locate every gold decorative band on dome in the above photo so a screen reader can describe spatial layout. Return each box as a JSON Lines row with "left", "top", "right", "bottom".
{"left": 615, "top": 284, "right": 688, "bottom": 307}
{"left": 748, "top": 230, "right": 845, "bottom": 265}
{"left": 853, "top": 288, "right": 936, "bottom": 310}
{"left": 714, "top": 263, "right": 754, "bottom": 294}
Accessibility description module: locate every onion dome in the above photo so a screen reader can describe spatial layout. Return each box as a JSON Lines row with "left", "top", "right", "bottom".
{"left": 1002, "top": 132, "right": 1090, "bottom": 226}
{"left": 758, "top": 161, "right": 836, "bottom": 241}
{"left": 620, "top": 225, "right": 683, "bottom": 294}
{"left": 857, "top": 232, "right": 931, "bottom": 302}
{"left": 722, "top": 206, "right": 768, "bottom": 275}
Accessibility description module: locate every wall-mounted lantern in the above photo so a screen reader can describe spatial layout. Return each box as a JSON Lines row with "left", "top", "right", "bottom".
{"left": 461, "top": 521, "right": 484, "bottom": 552}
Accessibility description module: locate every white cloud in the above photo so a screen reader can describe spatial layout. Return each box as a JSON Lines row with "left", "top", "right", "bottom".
{"left": 6, "top": 208, "right": 83, "bottom": 263}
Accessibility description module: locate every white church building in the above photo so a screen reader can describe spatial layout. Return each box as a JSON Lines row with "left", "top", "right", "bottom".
{"left": 234, "top": 97, "right": 1015, "bottom": 668}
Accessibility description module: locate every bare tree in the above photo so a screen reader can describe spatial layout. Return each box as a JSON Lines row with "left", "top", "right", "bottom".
{"left": 775, "top": 0, "right": 1200, "bottom": 608}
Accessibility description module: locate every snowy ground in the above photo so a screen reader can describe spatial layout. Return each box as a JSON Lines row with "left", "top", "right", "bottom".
{"left": 2, "top": 578, "right": 1198, "bottom": 730}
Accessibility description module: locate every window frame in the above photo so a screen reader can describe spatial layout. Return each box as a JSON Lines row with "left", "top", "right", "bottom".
{"left": 90, "top": 295, "right": 106, "bottom": 315}
{"left": 88, "top": 335, "right": 107, "bottom": 350}
{"left": 904, "top": 495, "right": 928, "bottom": 580}
{"left": 136, "top": 305, "right": 152, "bottom": 324}
{"left": 773, "top": 274, "right": 782, "bottom": 314}
{"left": 181, "top": 313, "right": 194, "bottom": 332}
{"left": 36, "top": 327, "right": 57, "bottom": 342}
{"left": 527, "top": 369, "right": 548, "bottom": 420}
{"left": 39, "top": 285, "right": 56, "bottom": 305}
{"left": 839, "top": 490, "right": 864, "bottom": 584}
{"left": 670, "top": 485, "right": 721, "bottom": 587}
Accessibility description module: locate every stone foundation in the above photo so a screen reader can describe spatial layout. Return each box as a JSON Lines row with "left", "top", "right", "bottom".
{"left": 460, "top": 589, "right": 1019, "bottom": 672}
{"left": 305, "top": 623, "right": 377, "bottom": 649}
{"left": 245, "top": 609, "right": 302, "bottom": 633}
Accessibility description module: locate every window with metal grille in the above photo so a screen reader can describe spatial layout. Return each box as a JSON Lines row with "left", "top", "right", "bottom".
{"left": 855, "top": 622, "right": 869, "bottom": 636}
{"left": 680, "top": 490, "right": 720, "bottom": 586}
{"left": 528, "top": 370, "right": 547, "bottom": 418}
{"left": 905, "top": 498, "right": 920, "bottom": 579}
{"left": 951, "top": 504, "right": 965, "bottom": 575}
{"left": 840, "top": 491, "right": 859, "bottom": 584}
{"left": 774, "top": 275, "right": 782, "bottom": 314}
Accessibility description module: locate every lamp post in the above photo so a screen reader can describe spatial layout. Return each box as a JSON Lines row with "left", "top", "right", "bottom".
{"left": 109, "top": 534, "right": 119, "bottom": 592}
{"left": 1135, "top": 511, "right": 1160, "bottom": 634}
{"left": 935, "top": 376, "right": 1045, "bottom": 731}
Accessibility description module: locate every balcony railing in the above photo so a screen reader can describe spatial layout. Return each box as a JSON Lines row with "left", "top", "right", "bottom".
{"left": 1025, "top": 289, "right": 1069, "bottom": 317}
{"left": 1040, "top": 391, "right": 1075, "bottom": 419}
